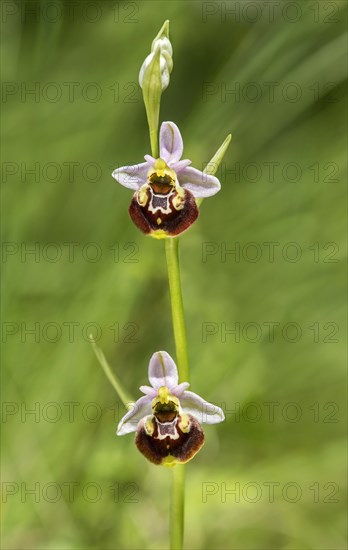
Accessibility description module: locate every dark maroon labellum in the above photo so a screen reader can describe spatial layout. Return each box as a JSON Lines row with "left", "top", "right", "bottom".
{"left": 135, "top": 414, "right": 205, "bottom": 465}
{"left": 129, "top": 187, "right": 199, "bottom": 237}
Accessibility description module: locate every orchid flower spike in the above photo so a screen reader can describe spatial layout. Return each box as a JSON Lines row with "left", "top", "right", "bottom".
{"left": 117, "top": 351, "right": 225, "bottom": 466}
{"left": 112, "top": 121, "right": 221, "bottom": 238}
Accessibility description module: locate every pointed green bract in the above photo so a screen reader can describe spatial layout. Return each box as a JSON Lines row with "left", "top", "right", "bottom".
{"left": 204, "top": 133, "right": 232, "bottom": 175}
{"left": 89, "top": 336, "right": 133, "bottom": 409}
{"left": 197, "top": 133, "right": 232, "bottom": 207}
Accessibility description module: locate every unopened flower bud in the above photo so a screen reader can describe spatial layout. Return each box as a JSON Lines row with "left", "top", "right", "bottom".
{"left": 139, "top": 20, "right": 173, "bottom": 92}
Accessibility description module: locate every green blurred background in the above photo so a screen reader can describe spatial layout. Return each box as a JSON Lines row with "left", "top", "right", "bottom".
{"left": 1, "top": 1, "right": 347, "bottom": 548}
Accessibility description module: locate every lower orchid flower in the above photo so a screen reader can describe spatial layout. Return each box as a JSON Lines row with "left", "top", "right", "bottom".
{"left": 112, "top": 121, "right": 221, "bottom": 238}
{"left": 117, "top": 351, "right": 225, "bottom": 466}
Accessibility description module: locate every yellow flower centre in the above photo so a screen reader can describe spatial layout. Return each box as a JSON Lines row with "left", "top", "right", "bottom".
{"left": 154, "top": 158, "right": 168, "bottom": 175}
{"left": 158, "top": 385, "right": 170, "bottom": 404}
{"left": 152, "top": 386, "right": 180, "bottom": 422}
{"left": 147, "top": 158, "right": 177, "bottom": 194}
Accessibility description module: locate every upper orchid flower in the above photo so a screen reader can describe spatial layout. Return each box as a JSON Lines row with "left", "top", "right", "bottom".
{"left": 117, "top": 351, "right": 225, "bottom": 466}
{"left": 112, "top": 121, "right": 221, "bottom": 238}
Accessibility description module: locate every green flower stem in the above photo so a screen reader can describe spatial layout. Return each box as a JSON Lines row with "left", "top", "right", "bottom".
{"left": 165, "top": 236, "right": 189, "bottom": 550}
{"left": 149, "top": 123, "right": 159, "bottom": 159}
{"left": 89, "top": 336, "right": 133, "bottom": 408}
{"left": 165, "top": 134, "right": 232, "bottom": 550}
{"left": 170, "top": 465, "right": 185, "bottom": 550}
{"left": 165, "top": 237, "right": 190, "bottom": 383}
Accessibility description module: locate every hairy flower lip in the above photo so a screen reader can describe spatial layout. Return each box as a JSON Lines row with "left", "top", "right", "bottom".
{"left": 112, "top": 121, "right": 221, "bottom": 198}
{"left": 135, "top": 413, "right": 205, "bottom": 466}
{"left": 128, "top": 187, "right": 199, "bottom": 238}
{"left": 116, "top": 351, "right": 225, "bottom": 436}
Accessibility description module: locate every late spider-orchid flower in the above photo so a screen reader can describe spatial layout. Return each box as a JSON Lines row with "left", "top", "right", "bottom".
{"left": 112, "top": 121, "right": 221, "bottom": 238}
{"left": 117, "top": 351, "right": 225, "bottom": 466}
